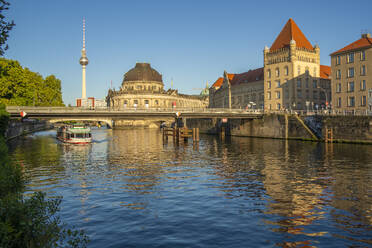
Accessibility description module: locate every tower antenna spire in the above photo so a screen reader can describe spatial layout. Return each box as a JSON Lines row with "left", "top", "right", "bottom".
{"left": 79, "top": 18, "right": 89, "bottom": 99}
{"left": 83, "top": 18, "right": 86, "bottom": 49}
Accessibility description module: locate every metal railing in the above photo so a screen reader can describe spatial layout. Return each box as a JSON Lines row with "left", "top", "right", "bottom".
{"left": 6, "top": 106, "right": 372, "bottom": 116}
{"left": 5, "top": 106, "right": 264, "bottom": 114}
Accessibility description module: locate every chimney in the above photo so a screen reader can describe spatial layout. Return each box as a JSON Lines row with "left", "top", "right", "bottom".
{"left": 362, "top": 33, "right": 371, "bottom": 38}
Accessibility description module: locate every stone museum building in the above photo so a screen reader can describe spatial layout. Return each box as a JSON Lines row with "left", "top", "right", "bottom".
{"left": 106, "top": 63, "right": 208, "bottom": 109}
{"left": 209, "top": 18, "right": 331, "bottom": 111}
{"left": 330, "top": 33, "right": 372, "bottom": 113}
{"left": 209, "top": 69, "right": 264, "bottom": 109}
{"left": 264, "top": 18, "right": 331, "bottom": 111}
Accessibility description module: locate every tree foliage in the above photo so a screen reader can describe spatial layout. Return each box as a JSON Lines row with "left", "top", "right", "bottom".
{"left": 0, "top": 103, "right": 8, "bottom": 136}
{"left": 0, "top": 58, "right": 64, "bottom": 106}
{"left": 0, "top": 0, "right": 15, "bottom": 56}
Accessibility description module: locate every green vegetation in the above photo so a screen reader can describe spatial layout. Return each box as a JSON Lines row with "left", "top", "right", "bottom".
{"left": 0, "top": 104, "right": 89, "bottom": 247}
{"left": 0, "top": 1, "right": 15, "bottom": 56}
{"left": 0, "top": 58, "right": 64, "bottom": 106}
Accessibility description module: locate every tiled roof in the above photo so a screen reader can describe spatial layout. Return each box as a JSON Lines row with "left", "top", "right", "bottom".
{"left": 211, "top": 73, "right": 235, "bottom": 88}
{"left": 330, "top": 36, "right": 372, "bottom": 55}
{"left": 230, "top": 68, "right": 264, "bottom": 86}
{"left": 270, "top": 18, "right": 314, "bottom": 51}
{"left": 211, "top": 77, "right": 223, "bottom": 88}
{"left": 320, "top": 65, "right": 331, "bottom": 79}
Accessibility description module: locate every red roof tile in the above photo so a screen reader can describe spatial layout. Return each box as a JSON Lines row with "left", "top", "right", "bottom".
{"left": 320, "top": 65, "right": 331, "bottom": 79}
{"left": 330, "top": 36, "right": 372, "bottom": 55}
{"left": 270, "top": 18, "right": 314, "bottom": 51}
{"left": 212, "top": 77, "right": 223, "bottom": 88}
{"left": 211, "top": 73, "right": 235, "bottom": 88}
{"left": 230, "top": 68, "right": 264, "bottom": 86}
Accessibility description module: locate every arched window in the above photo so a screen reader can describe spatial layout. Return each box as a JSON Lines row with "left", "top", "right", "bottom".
{"left": 275, "top": 68, "right": 280, "bottom": 77}
{"left": 267, "top": 69, "right": 271, "bottom": 78}
{"left": 313, "top": 67, "right": 317, "bottom": 77}
{"left": 297, "top": 66, "right": 301, "bottom": 76}
{"left": 284, "top": 66, "right": 289, "bottom": 76}
{"left": 305, "top": 66, "right": 309, "bottom": 75}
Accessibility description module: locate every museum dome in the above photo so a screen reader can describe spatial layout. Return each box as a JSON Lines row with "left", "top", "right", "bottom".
{"left": 123, "top": 63, "right": 163, "bottom": 83}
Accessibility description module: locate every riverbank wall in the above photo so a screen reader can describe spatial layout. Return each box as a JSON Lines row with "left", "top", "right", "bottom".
{"left": 186, "top": 114, "right": 372, "bottom": 144}
{"left": 5, "top": 120, "right": 53, "bottom": 140}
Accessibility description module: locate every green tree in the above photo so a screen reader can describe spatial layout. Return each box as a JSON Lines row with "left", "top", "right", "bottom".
{"left": 39, "top": 75, "right": 64, "bottom": 106}
{"left": 0, "top": 58, "right": 64, "bottom": 106}
{"left": 0, "top": 0, "right": 15, "bottom": 56}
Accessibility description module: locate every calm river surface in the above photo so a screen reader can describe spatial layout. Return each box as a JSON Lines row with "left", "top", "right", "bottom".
{"left": 7, "top": 128, "right": 372, "bottom": 247}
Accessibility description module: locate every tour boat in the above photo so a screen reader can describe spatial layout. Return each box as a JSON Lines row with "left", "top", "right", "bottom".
{"left": 57, "top": 124, "right": 92, "bottom": 144}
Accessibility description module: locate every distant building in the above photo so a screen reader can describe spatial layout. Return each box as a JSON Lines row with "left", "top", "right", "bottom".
{"left": 106, "top": 63, "right": 208, "bottom": 109}
{"left": 209, "top": 18, "right": 331, "bottom": 111}
{"left": 330, "top": 33, "right": 372, "bottom": 112}
{"left": 209, "top": 68, "right": 264, "bottom": 109}
{"left": 264, "top": 18, "right": 331, "bottom": 111}
{"left": 76, "top": 97, "right": 106, "bottom": 108}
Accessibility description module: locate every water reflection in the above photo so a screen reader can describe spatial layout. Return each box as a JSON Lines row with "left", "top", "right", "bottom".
{"left": 8, "top": 128, "right": 372, "bottom": 247}
{"left": 8, "top": 130, "right": 64, "bottom": 194}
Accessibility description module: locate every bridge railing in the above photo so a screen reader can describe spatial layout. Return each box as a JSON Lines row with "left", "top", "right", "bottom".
{"left": 6, "top": 106, "right": 372, "bottom": 116}
{"left": 5, "top": 106, "right": 264, "bottom": 114}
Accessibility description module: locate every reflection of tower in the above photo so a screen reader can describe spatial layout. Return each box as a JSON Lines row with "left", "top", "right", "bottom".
{"left": 79, "top": 18, "right": 89, "bottom": 99}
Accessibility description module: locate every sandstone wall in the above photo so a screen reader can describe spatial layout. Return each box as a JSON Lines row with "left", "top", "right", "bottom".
{"left": 186, "top": 114, "right": 372, "bottom": 143}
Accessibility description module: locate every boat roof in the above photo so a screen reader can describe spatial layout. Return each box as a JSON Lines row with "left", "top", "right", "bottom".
{"left": 67, "top": 126, "right": 91, "bottom": 133}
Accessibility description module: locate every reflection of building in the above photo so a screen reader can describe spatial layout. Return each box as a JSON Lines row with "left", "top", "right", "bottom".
{"left": 330, "top": 33, "right": 372, "bottom": 112}
{"left": 106, "top": 63, "right": 208, "bottom": 109}
{"left": 264, "top": 18, "right": 331, "bottom": 110}
{"left": 209, "top": 68, "right": 264, "bottom": 109}
{"left": 209, "top": 18, "right": 331, "bottom": 110}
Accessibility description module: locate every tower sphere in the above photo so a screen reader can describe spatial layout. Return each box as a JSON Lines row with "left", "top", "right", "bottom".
{"left": 80, "top": 56, "right": 89, "bottom": 66}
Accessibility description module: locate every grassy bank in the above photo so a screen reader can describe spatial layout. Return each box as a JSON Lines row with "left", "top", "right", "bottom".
{"left": 0, "top": 104, "right": 88, "bottom": 248}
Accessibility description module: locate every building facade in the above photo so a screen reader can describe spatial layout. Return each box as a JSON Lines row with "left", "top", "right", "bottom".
{"left": 209, "top": 18, "right": 331, "bottom": 111}
{"left": 209, "top": 69, "right": 264, "bottom": 109}
{"left": 264, "top": 18, "right": 331, "bottom": 111}
{"left": 107, "top": 63, "right": 208, "bottom": 109}
{"left": 330, "top": 33, "right": 372, "bottom": 113}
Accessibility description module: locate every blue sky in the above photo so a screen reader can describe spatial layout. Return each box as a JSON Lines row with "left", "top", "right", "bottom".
{"left": 5, "top": 0, "right": 372, "bottom": 105}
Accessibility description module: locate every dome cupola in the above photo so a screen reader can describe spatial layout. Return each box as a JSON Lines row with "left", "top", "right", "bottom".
{"left": 123, "top": 63, "right": 163, "bottom": 83}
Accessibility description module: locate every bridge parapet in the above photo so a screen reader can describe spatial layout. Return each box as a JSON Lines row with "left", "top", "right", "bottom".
{"left": 5, "top": 106, "right": 264, "bottom": 115}
{"left": 7, "top": 106, "right": 372, "bottom": 117}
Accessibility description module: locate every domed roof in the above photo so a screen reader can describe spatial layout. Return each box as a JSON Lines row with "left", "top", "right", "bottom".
{"left": 123, "top": 63, "right": 163, "bottom": 83}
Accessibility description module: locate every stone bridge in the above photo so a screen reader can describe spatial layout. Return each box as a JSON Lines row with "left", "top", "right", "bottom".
{"left": 6, "top": 106, "right": 264, "bottom": 128}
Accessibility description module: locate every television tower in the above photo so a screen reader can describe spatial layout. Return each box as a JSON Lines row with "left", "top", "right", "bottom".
{"left": 79, "top": 18, "right": 89, "bottom": 99}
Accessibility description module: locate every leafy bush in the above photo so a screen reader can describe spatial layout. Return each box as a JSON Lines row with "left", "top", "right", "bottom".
{"left": 0, "top": 103, "right": 9, "bottom": 136}
{"left": 0, "top": 192, "right": 89, "bottom": 248}
{"left": 0, "top": 110, "right": 88, "bottom": 247}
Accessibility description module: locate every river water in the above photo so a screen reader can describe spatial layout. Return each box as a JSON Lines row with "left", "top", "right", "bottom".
{"left": 7, "top": 128, "right": 372, "bottom": 247}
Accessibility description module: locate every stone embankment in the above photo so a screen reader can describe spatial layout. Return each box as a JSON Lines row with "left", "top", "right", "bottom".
{"left": 5, "top": 120, "right": 53, "bottom": 140}
{"left": 186, "top": 114, "right": 372, "bottom": 144}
